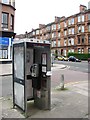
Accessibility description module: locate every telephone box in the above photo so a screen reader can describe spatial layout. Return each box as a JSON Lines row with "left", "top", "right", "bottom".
{"left": 12, "top": 38, "right": 51, "bottom": 113}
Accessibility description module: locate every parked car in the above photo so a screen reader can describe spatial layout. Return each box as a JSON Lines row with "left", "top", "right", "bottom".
{"left": 57, "top": 56, "right": 68, "bottom": 61}
{"left": 63, "top": 56, "right": 68, "bottom": 61}
{"left": 68, "top": 56, "right": 81, "bottom": 62}
{"left": 57, "top": 56, "right": 64, "bottom": 61}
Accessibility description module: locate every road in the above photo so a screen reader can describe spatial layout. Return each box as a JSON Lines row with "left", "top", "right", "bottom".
{"left": 51, "top": 67, "right": 88, "bottom": 89}
{"left": 54, "top": 60, "right": 89, "bottom": 73}
{"left": 0, "top": 61, "right": 88, "bottom": 97}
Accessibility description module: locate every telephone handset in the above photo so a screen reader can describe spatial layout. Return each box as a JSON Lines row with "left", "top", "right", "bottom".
{"left": 30, "top": 64, "right": 39, "bottom": 77}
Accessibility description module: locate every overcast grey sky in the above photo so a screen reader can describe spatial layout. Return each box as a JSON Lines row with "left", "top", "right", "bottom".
{"left": 15, "top": 0, "right": 90, "bottom": 35}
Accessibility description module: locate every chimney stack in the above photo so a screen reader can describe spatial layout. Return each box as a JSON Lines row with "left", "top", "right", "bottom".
{"left": 79, "top": 4, "right": 87, "bottom": 12}
{"left": 55, "top": 16, "right": 61, "bottom": 23}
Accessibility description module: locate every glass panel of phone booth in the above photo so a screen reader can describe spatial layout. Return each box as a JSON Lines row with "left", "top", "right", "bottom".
{"left": 13, "top": 45, "right": 25, "bottom": 111}
{"left": 26, "top": 48, "right": 34, "bottom": 100}
{"left": 14, "top": 46, "right": 24, "bottom": 79}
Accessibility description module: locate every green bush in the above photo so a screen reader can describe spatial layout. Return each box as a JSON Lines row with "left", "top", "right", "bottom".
{"left": 67, "top": 52, "right": 90, "bottom": 60}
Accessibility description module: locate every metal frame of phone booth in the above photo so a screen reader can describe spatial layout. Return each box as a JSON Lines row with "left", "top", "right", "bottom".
{"left": 12, "top": 38, "right": 51, "bottom": 114}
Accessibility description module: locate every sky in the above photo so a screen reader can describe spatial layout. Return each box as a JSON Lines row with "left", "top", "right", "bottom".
{"left": 15, "top": 0, "right": 90, "bottom": 35}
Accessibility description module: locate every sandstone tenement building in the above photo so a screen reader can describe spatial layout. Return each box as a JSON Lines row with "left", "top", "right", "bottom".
{"left": 15, "top": 4, "right": 90, "bottom": 56}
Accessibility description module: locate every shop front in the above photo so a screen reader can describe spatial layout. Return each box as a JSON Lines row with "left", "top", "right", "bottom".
{"left": 0, "top": 37, "right": 13, "bottom": 60}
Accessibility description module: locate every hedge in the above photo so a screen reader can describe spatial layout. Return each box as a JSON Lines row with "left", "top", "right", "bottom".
{"left": 67, "top": 52, "right": 90, "bottom": 60}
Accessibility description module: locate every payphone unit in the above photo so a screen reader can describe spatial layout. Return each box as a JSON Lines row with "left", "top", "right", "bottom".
{"left": 12, "top": 38, "right": 51, "bottom": 114}
{"left": 30, "top": 64, "right": 39, "bottom": 77}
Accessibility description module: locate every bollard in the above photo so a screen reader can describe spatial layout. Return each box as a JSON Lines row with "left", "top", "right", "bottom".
{"left": 52, "top": 62, "right": 53, "bottom": 67}
{"left": 60, "top": 74, "right": 64, "bottom": 90}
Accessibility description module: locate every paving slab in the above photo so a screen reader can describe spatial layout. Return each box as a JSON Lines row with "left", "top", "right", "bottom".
{"left": 0, "top": 64, "right": 12, "bottom": 76}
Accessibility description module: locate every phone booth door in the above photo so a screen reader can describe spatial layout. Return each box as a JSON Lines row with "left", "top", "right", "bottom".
{"left": 13, "top": 43, "right": 26, "bottom": 112}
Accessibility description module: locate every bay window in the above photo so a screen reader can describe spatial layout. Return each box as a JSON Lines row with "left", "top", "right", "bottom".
{"left": 10, "top": 15, "right": 14, "bottom": 30}
{"left": 88, "top": 36, "right": 90, "bottom": 44}
{"left": 88, "top": 25, "right": 90, "bottom": 32}
{"left": 82, "top": 26, "right": 84, "bottom": 32}
{"left": 2, "top": 13, "right": 8, "bottom": 28}
{"left": 52, "top": 24, "right": 56, "bottom": 30}
{"left": 58, "top": 40, "right": 60, "bottom": 47}
{"left": 88, "top": 14, "right": 90, "bottom": 20}
{"left": 72, "top": 28, "right": 74, "bottom": 34}
{"left": 2, "top": 0, "right": 9, "bottom": 4}
{"left": 82, "top": 15, "right": 84, "bottom": 22}
{"left": 78, "top": 16, "right": 80, "bottom": 22}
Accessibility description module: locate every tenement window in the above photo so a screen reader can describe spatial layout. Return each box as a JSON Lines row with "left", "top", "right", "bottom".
{"left": 78, "top": 48, "right": 81, "bottom": 53}
{"left": 2, "top": 0, "right": 9, "bottom": 4}
{"left": 71, "top": 18, "right": 74, "bottom": 24}
{"left": 58, "top": 32, "right": 60, "bottom": 37}
{"left": 68, "top": 39, "right": 71, "bottom": 46}
{"left": 2, "top": 13, "right": 8, "bottom": 28}
{"left": 78, "top": 16, "right": 80, "bottom": 22}
{"left": 32, "top": 31, "right": 35, "bottom": 35}
{"left": 82, "top": 36, "right": 85, "bottom": 44}
{"left": 52, "top": 41, "right": 56, "bottom": 47}
{"left": 82, "top": 15, "right": 84, "bottom": 22}
{"left": 63, "top": 50, "right": 67, "bottom": 56}
{"left": 40, "top": 30, "right": 42, "bottom": 34}
{"left": 78, "top": 26, "right": 84, "bottom": 33}
{"left": 64, "top": 21, "right": 67, "bottom": 27}
{"left": 78, "top": 15, "right": 84, "bottom": 22}
{"left": 78, "top": 26, "right": 81, "bottom": 33}
{"left": 78, "top": 37, "right": 80, "bottom": 44}
{"left": 64, "top": 40, "right": 67, "bottom": 46}
{"left": 58, "top": 24, "right": 60, "bottom": 29}
{"left": 68, "top": 19, "right": 71, "bottom": 25}
{"left": 88, "top": 14, "right": 90, "bottom": 20}
{"left": 68, "top": 29, "right": 71, "bottom": 34}
{"left": 71, "top": 38, "right": 74, "bottom": 45}
{"left": 64, "top": 30, "right": 67, "bottom": 36}
{"left": 46, "top": 26, "right": 50, "bottom": 31}
{"left": 88, "top": 25, "right": 90, "bottom": 32}
{"left": 71, "top": 49, "right": 74, "bottom": 53}
{"left": 10, "top": 0, "right": 15, "bottom": 7}
{"left": 52, "top": 32, "right": 56, "bottom": 38}
{"left": 72, "top": 28, "right": 74, "bottom": 34}
{"left": 36, "top": 30, "right": 39, "bottom": 35}
{"left": 58, "top": 40, "right": 60, "bottom": 47}
{"left": 82, "top": 26, "right": 84, "bottom": 32}
{"left": 10, "top": 15, "right": 14, "bottom": 30}
{"left": 82, "top": 48, "right": 84, "bottom": 53}
{"left": 52, "top": 24, "right": 56, "bottom": 30}
{"left": 88, "top": 36, "right": 90, "bottom": 44}
{"left": 88, "top": 48, "right": 90, "bottom": 53}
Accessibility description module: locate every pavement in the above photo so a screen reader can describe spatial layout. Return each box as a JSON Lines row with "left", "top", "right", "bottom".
{"left": 0, "top": 63, "right": 12, "bottom": 76}
{"left": 0, "top": 63, "right": 89, "bottom": 119}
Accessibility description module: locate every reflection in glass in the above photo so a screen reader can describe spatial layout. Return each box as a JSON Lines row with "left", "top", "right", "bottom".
{"left": 14, "top": 46, "right": 24, "bottom": 79}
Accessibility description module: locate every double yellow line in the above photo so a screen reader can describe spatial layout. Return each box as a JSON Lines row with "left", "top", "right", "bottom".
{"left": 65, "top": 80, "right": 87, "bottom": 87}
